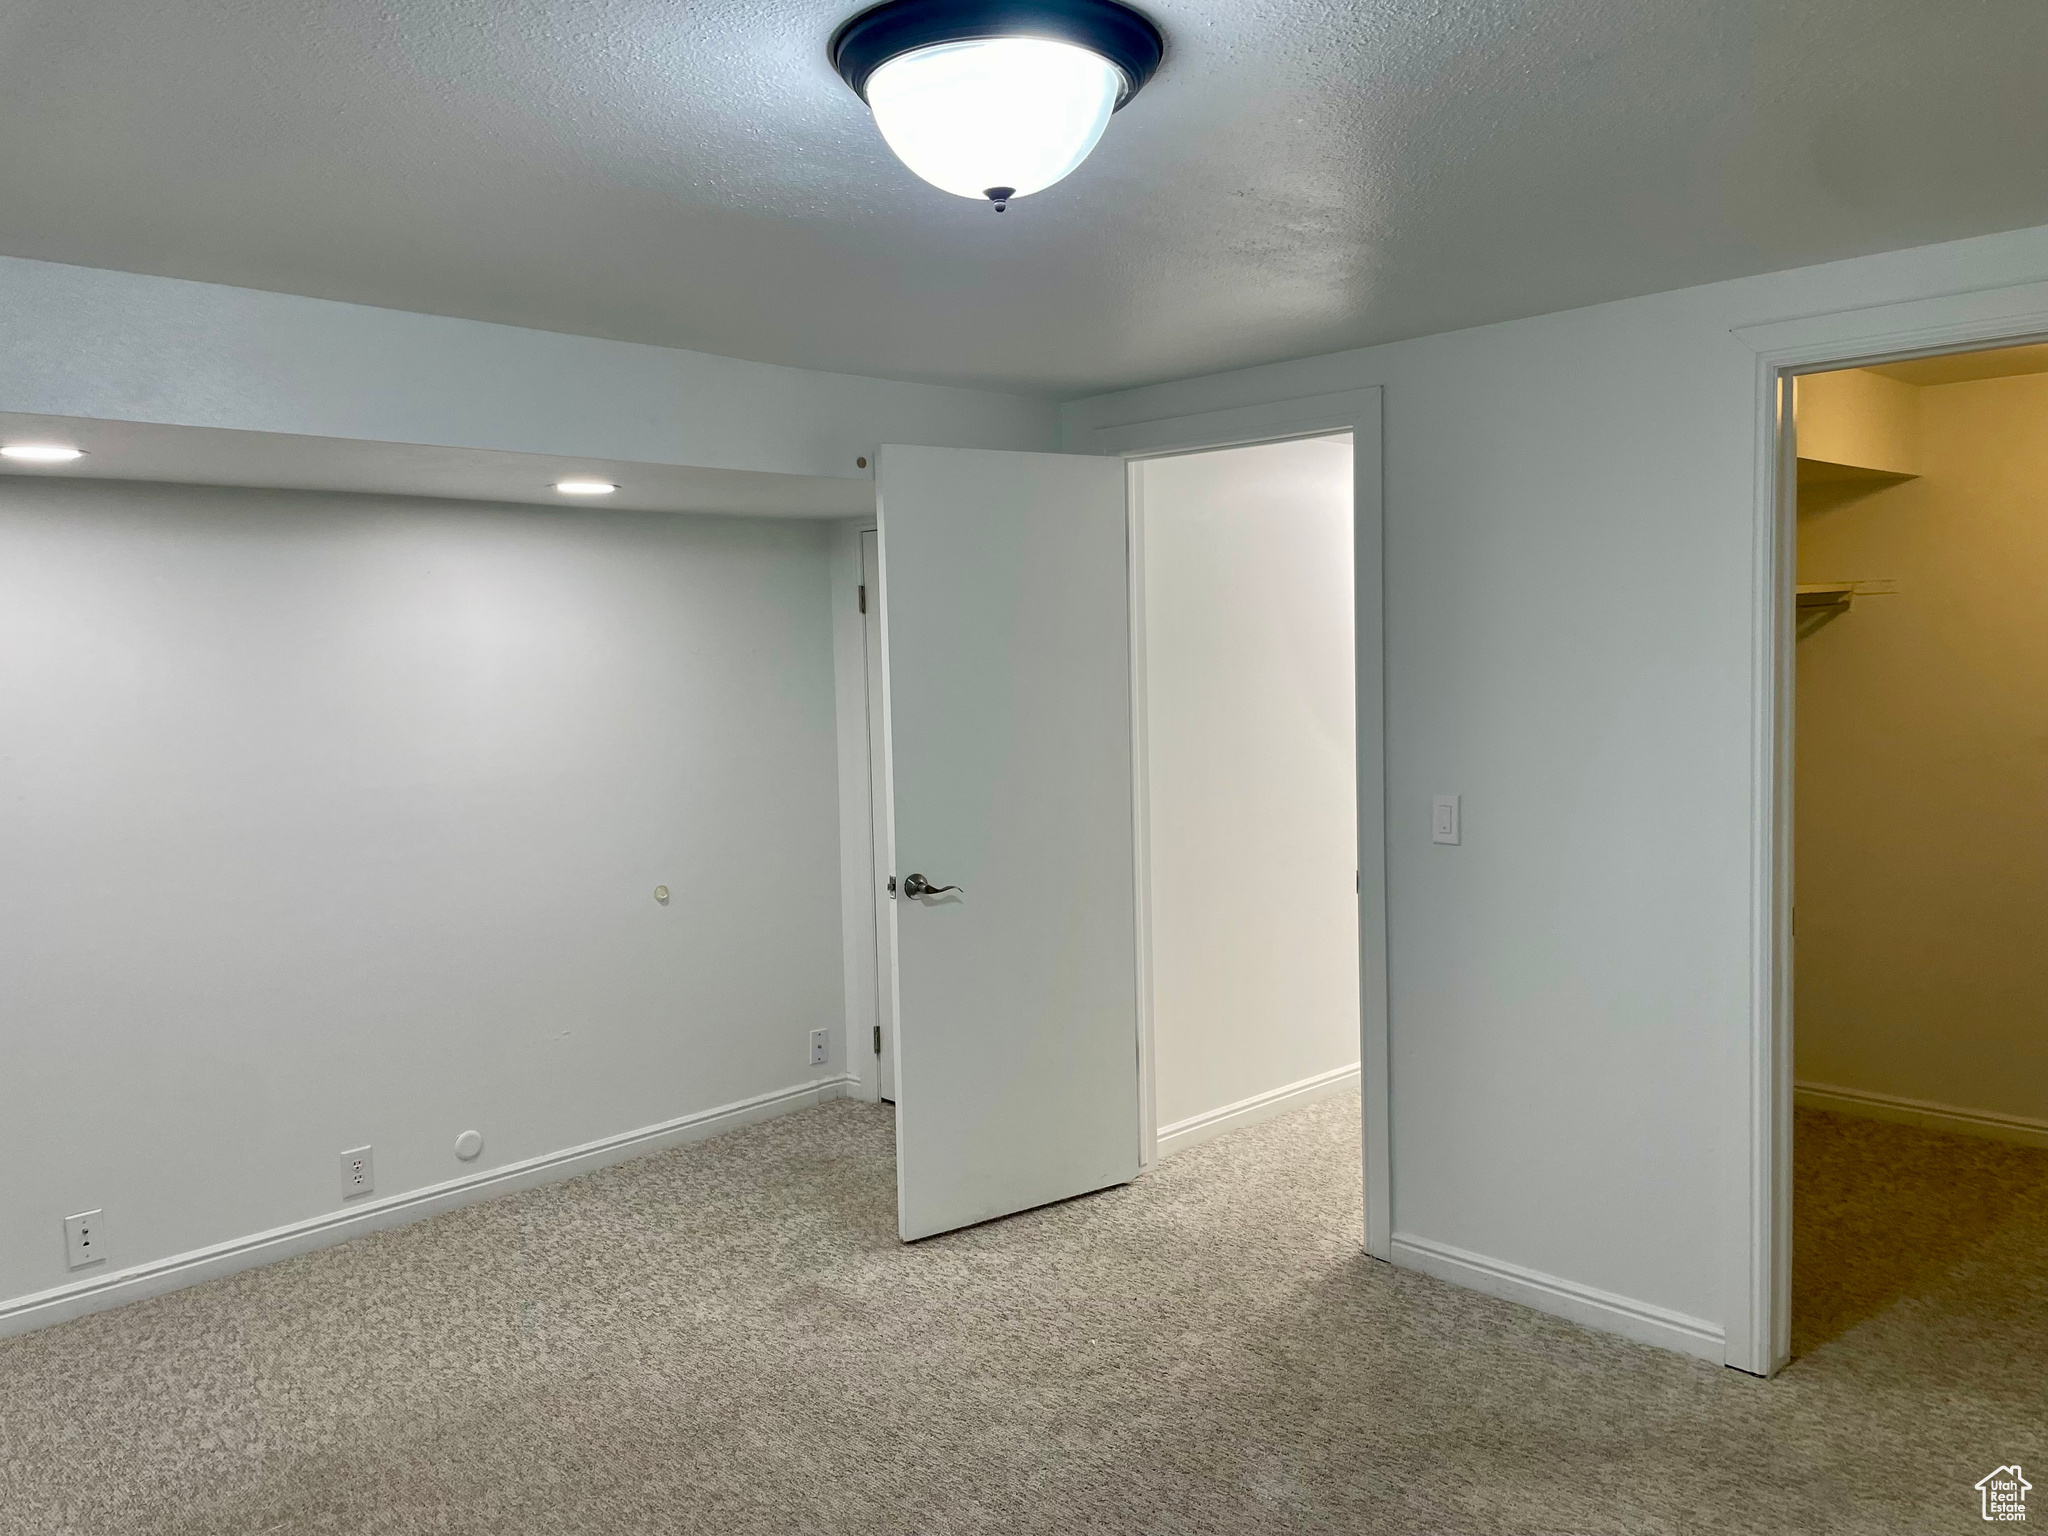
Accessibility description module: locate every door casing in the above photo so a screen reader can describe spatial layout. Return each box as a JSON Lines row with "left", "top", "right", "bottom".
{"left": 859, "top": 529, "right": 897, "bottom": 1102}
{"left": 1733, "top": 281, "right": 2048, "bottom": 1376}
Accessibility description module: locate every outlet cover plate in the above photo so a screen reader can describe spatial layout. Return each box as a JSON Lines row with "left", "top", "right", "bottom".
{"left": 340, "top": 1146, "right": 374, "bottom": 1200}
{"left": 809, "top": 1028, "right": 829, "bottom": 1066}
{"left": 64, "top": 1209, "right": 105, "bottom": 1269}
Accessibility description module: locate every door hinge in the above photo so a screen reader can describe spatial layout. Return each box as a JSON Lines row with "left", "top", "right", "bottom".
{"left": 858, "top": 583, "right": 867, "bottom": 614}
{"left": 873, "top": 1024, "right": 882, "bottom": 1055}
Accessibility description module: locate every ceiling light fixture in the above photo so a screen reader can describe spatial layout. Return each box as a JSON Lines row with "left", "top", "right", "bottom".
{"left": 1, "top": 442, "right": 85, "bottom": 463}
{"left": 554, "top": 479, "right": 618, "bottom": 495}
{"left": 831, "top": 0, "right": 1163, "bottom": 212}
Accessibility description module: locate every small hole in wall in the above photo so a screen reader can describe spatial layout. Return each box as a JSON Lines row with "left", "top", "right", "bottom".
{"left": 857, "top": 456, "right": 868, "bottom": 469}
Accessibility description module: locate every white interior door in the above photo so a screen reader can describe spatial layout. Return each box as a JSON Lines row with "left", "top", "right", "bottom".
{"left": 877, "top": 444, "right": 1141, "bottom": 1241}
{"left": 859, "top": 529, "right": 898, "bottom": 1103}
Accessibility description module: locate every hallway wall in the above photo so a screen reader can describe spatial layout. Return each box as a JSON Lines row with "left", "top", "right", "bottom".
{"left": 1138, "top": 437, "right": 1360, "bottom": 1148}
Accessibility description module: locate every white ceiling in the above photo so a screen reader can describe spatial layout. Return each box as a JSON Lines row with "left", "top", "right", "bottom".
{"left": 0, "top": 1, "right": 2041, "bottom": 394}
{"left": 0, "top": 414, "right": 872, "bottom": 516}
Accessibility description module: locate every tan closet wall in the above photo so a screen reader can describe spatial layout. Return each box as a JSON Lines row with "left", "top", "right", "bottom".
{"left": 1796, "top": 365, "right": 2048, "bottom": 1134}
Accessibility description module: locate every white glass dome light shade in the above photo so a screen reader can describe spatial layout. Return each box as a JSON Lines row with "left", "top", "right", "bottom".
{"left": 864, "top": 37, "right": 1122, "bottom": 204}
{"left": 831, "top": 0, "right": 1164, "bottom": 210}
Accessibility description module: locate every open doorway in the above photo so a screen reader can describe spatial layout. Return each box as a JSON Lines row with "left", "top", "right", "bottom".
{"left": 1788, "top": 343, "right": 2048, "bottom": 1361}
{"left": 844, "top": 411, "right": 1384, "bottom": 1244}
{"left": 1131, "top": 434, "right": 1362, "bottom": 1164}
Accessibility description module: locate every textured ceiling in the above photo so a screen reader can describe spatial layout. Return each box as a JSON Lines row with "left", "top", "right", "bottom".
{"left": 0, "top": 1, "right": 2042, "bottom": 394}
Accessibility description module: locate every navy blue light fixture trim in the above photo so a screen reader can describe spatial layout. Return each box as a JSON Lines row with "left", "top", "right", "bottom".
{"left": 830, "top": 0, "right": 1165, "bottom": 211}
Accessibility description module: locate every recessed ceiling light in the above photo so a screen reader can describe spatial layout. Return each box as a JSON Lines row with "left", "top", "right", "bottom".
{"left": 1, "top": 442, "right": 86, "bottom": 463}
{"left": 831, "top": 0, "right": 1163, "bottom": 212}
{"left": 555, "top": 479, "right": 618, "bottom": 495}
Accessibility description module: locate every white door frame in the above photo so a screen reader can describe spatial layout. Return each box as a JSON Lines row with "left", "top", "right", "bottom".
{"left": 830, "top": 516, "right": 885, "bottom": 1105}
{"left": 1729, "top": 280, "right": 2048, "bottom": 1377}
{"left": 1090, "top": 387, "right": 1392, "bottom": 1261}
{"left": 857, "top": 528, "right": 898, "bottom": 1102}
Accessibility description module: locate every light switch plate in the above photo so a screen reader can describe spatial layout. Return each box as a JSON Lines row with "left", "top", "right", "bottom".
{"left": 1432, "top": 795, "right": 1461, "bottom": 845}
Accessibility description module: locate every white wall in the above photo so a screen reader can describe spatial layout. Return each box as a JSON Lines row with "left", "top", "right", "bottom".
{"left": 0, "top": 255, "right": 1060, "bottom": 479}
{"left": 1063, "top": 223, "right": 2048, "bottom": 1346}
{"left": 1138, "top": 437, "right": 1360, "bottom": 1140}
{"left": 0, "top": 478, "right": 846, "bottom": 1313}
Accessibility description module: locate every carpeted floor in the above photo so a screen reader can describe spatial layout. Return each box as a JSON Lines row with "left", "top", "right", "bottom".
{"left": 1, "top": 1095, "right": 2043, "bottom": 1535}
{"left": 1792, "top": 1106, "right": 2048, "bottom": 1363}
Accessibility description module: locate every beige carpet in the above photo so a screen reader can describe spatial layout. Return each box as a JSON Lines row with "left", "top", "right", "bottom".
{"left": 1, "top": 1094, "right": 2043, "bottom": 1534}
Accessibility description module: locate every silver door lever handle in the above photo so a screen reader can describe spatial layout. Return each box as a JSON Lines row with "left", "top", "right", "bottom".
{"left": 901, "top": 873, "right": 962, "bottom": 898}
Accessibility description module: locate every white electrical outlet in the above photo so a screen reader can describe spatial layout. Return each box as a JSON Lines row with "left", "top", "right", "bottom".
{"left": 340, "top": 1146, "right": 374, "bottom": 1200}
{"left": 809, "top": 1028, "right": 829, "bottom": 1066}
{"left": 64, "top": 1209, "right": 105, "bottom": 1270}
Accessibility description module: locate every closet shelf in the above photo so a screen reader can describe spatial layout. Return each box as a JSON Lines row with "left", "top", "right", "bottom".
{"left": 1796, "top": 583, "right": 1855, "bottom": 612}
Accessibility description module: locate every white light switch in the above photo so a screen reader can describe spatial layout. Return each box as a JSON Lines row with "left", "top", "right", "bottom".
{"left": 1432, "top": 795, "right": 1461, "bottom": 845}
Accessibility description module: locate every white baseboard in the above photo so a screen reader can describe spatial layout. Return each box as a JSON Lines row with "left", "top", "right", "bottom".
{"left": 0, "top": 1074, "right": 857, "bottom": 1340}
{"left": 1156, "top": 1063, "right": 1361, "bottom": 1159}
{"left": 1391, "top": 1232, "right": 1726, "bottom": 1363}
{"left": 1795, "top": 1080, "right": 2048, "bottom": 1150}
